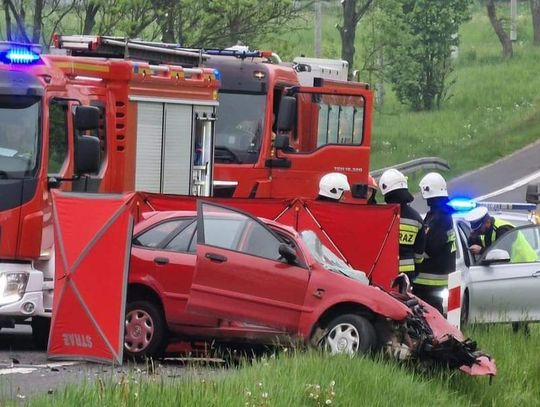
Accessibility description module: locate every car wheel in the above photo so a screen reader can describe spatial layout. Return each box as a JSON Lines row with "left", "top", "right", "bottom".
{"left": 124, "top": 300, "right": 167, "bottom": 360}
{"left": 31, "top": 316, "right": 51, "bottom": 350}
{"left": 323, "top": 314, "right": 376, "bottom": 355}
{"left": 460, "top": 292, "right": 469, "bottom": 327}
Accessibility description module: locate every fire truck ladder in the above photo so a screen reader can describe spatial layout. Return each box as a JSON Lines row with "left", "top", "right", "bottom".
{"left": 52, "top": 35, "right": 205, "bottom": 67}
{"left": 53, "top": 35, "right": 275, "bottom": 66}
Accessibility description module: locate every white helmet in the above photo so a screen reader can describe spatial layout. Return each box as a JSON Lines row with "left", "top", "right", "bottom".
{"left": 419, "top": 172, "right": 448, "bottom": 199}
{"left": 318, "top": 172, "right": 350, "bottom": 200}
{"left": 379, "top": 169, "right": 408, "bottom": 196}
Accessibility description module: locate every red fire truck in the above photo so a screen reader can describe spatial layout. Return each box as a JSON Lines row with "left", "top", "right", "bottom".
{"left": 0, "top": 40, "right": 219, "bottom": 345}
{"left": 1, "top": 35, "right": 378, "bottom": 346}
{"left": 54, "top": 36, "right": 374, "bottom": 200}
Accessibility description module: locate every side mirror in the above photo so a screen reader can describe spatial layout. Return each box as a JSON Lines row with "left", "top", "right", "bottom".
{"left": 74, "top": 135, "right": 100, "bottom": 175}
{"left": 279, "top": 243, "right": 297, "bottom": 264}
{"left": 481, "top": 249, "right": 511, "bottom": 265}
{"left": 526, "top": 183, "right": 540, "bottom": 204}
{"left": 276, "top": 96, "right": 296, "bottom": 132}
{"left": 274, "top": 134, "right": 290, "bottom": 150}
{"left": 74, "top": 106, "right": 100, "bottom": 131}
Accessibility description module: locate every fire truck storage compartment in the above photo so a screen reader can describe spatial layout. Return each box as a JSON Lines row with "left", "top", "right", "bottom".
{"left": 133, "top": 101, "right": 215, "bottom": 195}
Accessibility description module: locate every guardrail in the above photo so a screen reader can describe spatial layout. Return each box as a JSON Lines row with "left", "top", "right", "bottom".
{"left": 371, "top": 157, "right": 450, "bottom": 179}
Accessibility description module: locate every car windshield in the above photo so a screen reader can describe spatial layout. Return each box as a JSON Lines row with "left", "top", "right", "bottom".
{"left": 0, "top": 95, "right": 41, "bottom": 178}
{"left": 214, "top": 91, "right": 266, "bottom": 165}
{"left": 300, "top": 230, "right": 368, "bottom": 284}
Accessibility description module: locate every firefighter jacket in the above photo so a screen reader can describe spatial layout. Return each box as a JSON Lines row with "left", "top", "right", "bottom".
{"left": 415, "top": 199, "right": 456, "bottom": 288}
{"left": 471, "top": 218, "right": 537, "bottom": 263}
{"left": 384, "top": 190, "right": 426, "bottom": 277}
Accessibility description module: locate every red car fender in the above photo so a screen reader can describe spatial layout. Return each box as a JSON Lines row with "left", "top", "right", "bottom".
{"left": 297, "top": 285, "right": 411, "bottom": 338}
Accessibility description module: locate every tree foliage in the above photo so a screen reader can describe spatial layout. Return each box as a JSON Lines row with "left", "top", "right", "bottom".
{"left": 0, "top": 0, "right": 300, "bottom": 50}
{"left": 382, "top": 0, "right": 471, "bottom": 111}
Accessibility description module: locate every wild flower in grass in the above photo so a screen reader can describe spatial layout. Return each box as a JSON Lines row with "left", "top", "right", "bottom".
{"left": 244, "top": 382, "right": 271, "bottom": 407}
{"left": 305, "top": 380, "right": 336, "bottom": 407}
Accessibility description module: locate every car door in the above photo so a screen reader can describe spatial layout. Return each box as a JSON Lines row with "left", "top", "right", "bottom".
{"left": 187, "top": 201, "right": 310, "bottom": 332}
{"left": 131, "top": 218, "right": 216, "bottom": 327}
{"left": 467, "top": 224, "right": 540, "bottom": 322}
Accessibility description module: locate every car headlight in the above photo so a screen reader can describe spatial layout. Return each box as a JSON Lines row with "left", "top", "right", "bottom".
{"left": 0, "top": 272, "right": 29, "bottom": 306}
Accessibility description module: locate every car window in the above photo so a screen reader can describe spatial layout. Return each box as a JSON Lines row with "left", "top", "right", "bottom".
{"left": 456, "top": 221, "right": 472, "bottom": 267}
{"left": 241, "top": 221, "right": 282, "bottom": 261}
{"left": 490, "top": 226, "right": 539, "bottom": 264}
{"left": 133, "top": 219, "right": 188, "bottom": 248}
{"left": 164, "top": 221, "right": 196, "bottom": 253}
{"left": 204, "top": 217, "right": 246, "bottom": 249}
{"left": 200, "top": 203, "right": 283, "bottom": 261}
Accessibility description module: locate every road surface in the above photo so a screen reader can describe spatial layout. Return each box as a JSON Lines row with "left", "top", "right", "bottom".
{"left": 412, "top": 139, "right": 540, "bottom": 213}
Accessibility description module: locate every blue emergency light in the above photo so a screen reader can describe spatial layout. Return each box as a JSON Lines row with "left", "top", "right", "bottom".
{"left": 448, "top": 198, "right": 477, "bottom": 212}
{"left": 213, "top": 69, "right": 221, "bottom": 81}
{"left": 0, "top": 43, "right": 42, "bottom": 65}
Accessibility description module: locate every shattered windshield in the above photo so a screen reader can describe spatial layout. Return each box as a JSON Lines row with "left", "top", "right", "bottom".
{"left": 300, "top": 230, "right": 369, "bottom": 285}
{"left": 0, "top": 95, "right": 41, "bottom": 178}
{"left": 214, "top": 91, "right": 266, "bottom": 165}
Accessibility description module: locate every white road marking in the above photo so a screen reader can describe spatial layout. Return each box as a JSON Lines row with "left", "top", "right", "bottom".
{"left": 474, "top": 169, "right": 540, "bottom": 201}
{"left": 0, "top": 367, "right": 36, "bottom": 375}
{"left": 0, "top": 361, "right": 80, "bottom": 375}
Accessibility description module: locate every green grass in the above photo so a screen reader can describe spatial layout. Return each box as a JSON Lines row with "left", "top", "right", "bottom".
{"left": 14, "top": 324, "right": 539, "bottom": 407}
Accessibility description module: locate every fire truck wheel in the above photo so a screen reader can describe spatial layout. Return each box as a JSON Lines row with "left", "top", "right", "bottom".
{"left": 323, "top": 314, "right": 377, "bottom": 355}
{"left": 124, "top": 300, "right": 167, "bottom": 360}
{"left": 31, "top": 317, "right": 51, "bottom": 350}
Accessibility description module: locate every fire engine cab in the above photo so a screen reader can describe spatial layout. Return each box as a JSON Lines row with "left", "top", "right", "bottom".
{"left": 0, "top": 39, "right": 219, "bottom": 345}
{"left": 54, "top": 36, "right": 374, "bottom": 200}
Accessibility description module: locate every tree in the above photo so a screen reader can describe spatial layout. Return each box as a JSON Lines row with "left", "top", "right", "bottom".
{"left": 383, "top": 0, "right": 470, "bottom": 111}
{"left": 336, "top": 0, "right": 373, "bottom": 78}
{"left": 486, "top": 0, "right": 512, "bottom": 58}
{"left": 531, "top": 0, "right": 540, "bottom": 45}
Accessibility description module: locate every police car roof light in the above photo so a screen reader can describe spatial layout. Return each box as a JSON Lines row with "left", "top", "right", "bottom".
{"left": 448, "top": 198, "right": 477, "bottom": 212}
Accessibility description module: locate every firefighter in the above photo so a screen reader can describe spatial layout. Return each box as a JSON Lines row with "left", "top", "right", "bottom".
{"left": 379, "top": 169, "right": 425, "bottom": 279}
{"left": 464, "top": 206, "right": 537, "bottom": 262}
{"left": 367, "top": 174, "right": 378, "bottom": 204}
{"left": 317, "top": 172, "right": 350, "bottom": 202}
{"left": 414, "top": 172, "right": 456, "bottom": 314}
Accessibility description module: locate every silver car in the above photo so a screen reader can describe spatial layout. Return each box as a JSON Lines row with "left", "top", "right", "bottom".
{"left": 454, "top": 210, "right": 540, "bottom": 324}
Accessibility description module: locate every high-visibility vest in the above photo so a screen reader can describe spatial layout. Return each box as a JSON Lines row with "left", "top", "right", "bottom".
{"left": 480, "top": 218, "right": 537, "bottom": 263}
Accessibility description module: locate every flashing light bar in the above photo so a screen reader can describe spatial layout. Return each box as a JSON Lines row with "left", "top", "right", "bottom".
{"left": 0, "top": 42, "right": 42, "bottom": 65}
{"left": 448, "top": 197, "right": 536, "bottom": 213}
{"left": 6, "top": 48, "right": 40, "bottom": 64}
{"left": 448, "top": 198, "right": 477, "bottom": 212}
{"left": 479, "top": 202, "right": 537, "bottom": 212}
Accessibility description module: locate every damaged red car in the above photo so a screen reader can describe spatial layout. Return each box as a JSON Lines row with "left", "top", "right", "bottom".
{"left": 126, "top": 201, "right": 496, "bottom": 376}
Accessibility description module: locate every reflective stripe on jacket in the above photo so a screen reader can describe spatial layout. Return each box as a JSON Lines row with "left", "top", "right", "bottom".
{"left": 398, "top": 205, "right": 426, "bottom": 276}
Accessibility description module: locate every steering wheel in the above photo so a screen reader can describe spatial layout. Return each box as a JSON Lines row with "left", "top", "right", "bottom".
{"left": 214, "top": 146, "right": 242, "bottom": 164}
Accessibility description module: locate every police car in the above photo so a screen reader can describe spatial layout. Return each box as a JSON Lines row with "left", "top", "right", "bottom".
{"left": 448, "top": 199, "right": 540, "bottom": 324}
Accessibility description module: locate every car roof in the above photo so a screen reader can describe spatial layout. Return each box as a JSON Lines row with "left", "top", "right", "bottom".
{"left": 134, "top": 210, "right": 298, "bottom": 237}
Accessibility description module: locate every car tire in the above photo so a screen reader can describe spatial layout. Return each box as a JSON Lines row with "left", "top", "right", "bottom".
{"left": 461, "top": 292, "right": 469, "bottom": 327}
{"left": 124, "top": 300, "right": 167, "bottom": 360}
{"left": 323, "top": 314, "right": 377, "bottom": 355}
{"left": 31, "top": 316, "right": 51, "bottom": 350}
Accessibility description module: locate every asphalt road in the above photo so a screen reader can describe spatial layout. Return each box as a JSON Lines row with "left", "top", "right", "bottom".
{"left": 412, "top": 139, "right": 540, "bottom": 213}
{"left": 0, "top": 324, "right": 220, "bottom": 402}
